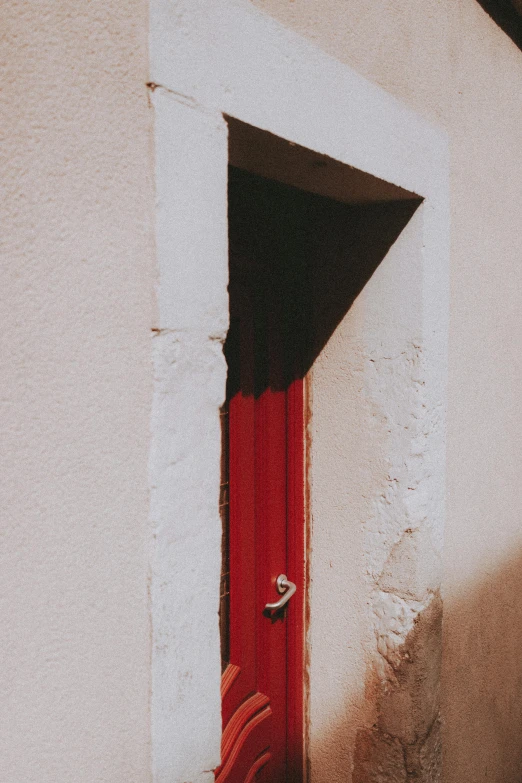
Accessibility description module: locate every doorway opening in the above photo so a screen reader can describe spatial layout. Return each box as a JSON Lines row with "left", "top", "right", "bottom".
{"left": 217, "top": 120, "right": 421, "bottom": 782}
{"left": 216, "top": 167, "right": 311, "bottom": 783}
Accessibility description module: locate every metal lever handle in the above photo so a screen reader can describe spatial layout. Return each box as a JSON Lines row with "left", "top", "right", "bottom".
{"left": 264, "top": 574, "right": 296, "bottom": 612}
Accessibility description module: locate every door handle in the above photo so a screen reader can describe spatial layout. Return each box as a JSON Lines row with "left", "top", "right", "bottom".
{"left": 264, "top": 574, "right": 296, "bottom": 612}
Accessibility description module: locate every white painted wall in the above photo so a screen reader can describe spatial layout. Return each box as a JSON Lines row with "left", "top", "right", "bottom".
{"left": 149, "top": 91, "right": 228, "bottom": 783}
{"left": 0, "top": 2, "right": 154, "bottom": 781}
{"left": 4, "top": 0, "right": 519, "bottom": 781}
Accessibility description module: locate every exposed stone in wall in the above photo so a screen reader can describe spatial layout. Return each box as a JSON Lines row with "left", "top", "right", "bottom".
{"left": 354, "top": 342, "right": 443, "bottom": 781}
{"left": 353, "top": 728, "right": 408, "bottom": 783}
{"left": 354, "top": 717, "right": 441, "bottom": 783}
{"left": 363, "top": 592, "right": 442, "bottom": 780}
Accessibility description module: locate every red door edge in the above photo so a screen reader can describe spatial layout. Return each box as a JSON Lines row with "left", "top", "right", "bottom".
{"left": 286, "top": 373, "right": 309, "bottom": 782}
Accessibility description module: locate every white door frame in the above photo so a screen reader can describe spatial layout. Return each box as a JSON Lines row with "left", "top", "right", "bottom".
{"left": 148, "top": 2, "right": 449, "bottom": 781}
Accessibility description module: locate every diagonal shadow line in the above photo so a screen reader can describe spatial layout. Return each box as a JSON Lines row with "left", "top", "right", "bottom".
{"left": 228, "top": 166, "right": 422, "bottom": 398}
{"left": 475, "top": 0, "right": 522, "bottom": 50}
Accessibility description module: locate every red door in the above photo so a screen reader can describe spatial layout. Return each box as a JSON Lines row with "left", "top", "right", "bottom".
{"left": 216, "top": 169, "right": 307, "bottom": 783}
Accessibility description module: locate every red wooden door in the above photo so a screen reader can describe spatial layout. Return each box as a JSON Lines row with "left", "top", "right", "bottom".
{"left": 216, "top": 173, "right": 306, "bottom": 783}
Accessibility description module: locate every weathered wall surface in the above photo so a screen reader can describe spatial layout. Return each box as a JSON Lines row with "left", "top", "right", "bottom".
{"left": 251, "top": 0, "right": 522, "bottom": 780}
{"left": 309, "top": 204, "right": 444, "bottom": 782}
{"left": 3, "top": 0, "right": 521, "bottom": 781}
{"left": 0, "top": 2, "right": 154, "bottom": 782}
{"left": 149, "top": 4, "right": 449, "bottom": 783}
{"left": 149, "top": 90, "right": 229, "bottom": 783}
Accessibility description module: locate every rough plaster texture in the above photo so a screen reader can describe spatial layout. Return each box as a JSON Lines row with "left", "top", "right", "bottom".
{"left": 309, "top": 208, "right": 444, "bottom": 782}
{"left": 4, "top": 0, "right": 517, "bottom": 781}
{"left": 149, "top": 3, "right": 449, "bottom": 781}
{"left": 247, "top": 1, "right": 522, "bottom": 780}
{"left": 149, "top": 91, "right": 228, "bottom": 783}
{"left": 0, "top": 2, "right": 154, "bottom": 781}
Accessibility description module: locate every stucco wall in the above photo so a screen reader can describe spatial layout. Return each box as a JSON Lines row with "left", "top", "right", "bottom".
{"left": 3, "top": 0, "right": 522, "bottom": 781}
{"left": 0, "top": 2, "right": 154, "bottom": 782}
{"left": 251, "top": 0, "right": 522, "bottom": 780}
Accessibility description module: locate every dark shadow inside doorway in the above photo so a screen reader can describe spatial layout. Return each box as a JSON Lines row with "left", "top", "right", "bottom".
{"left": 228, "top": 165, "right": 421, "bottom": 397}
{"left": 222, "top": 126, "right": 423, "bottom": 782}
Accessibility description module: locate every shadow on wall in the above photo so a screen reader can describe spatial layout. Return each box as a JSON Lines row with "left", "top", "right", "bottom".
{"left": 312, "top": 589, "right": 443, "bottom": 783}
{"left": 442, "top": 549, "right": 522, "bottom": 783}
{"left": 308, "top": 548, "right": 522, "bottom": 783}
{"left": 474, "top": 0, "right": 522, "bottom": 50}
{"left": 228, "top": 165, "right": 421, "bottom": 394}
